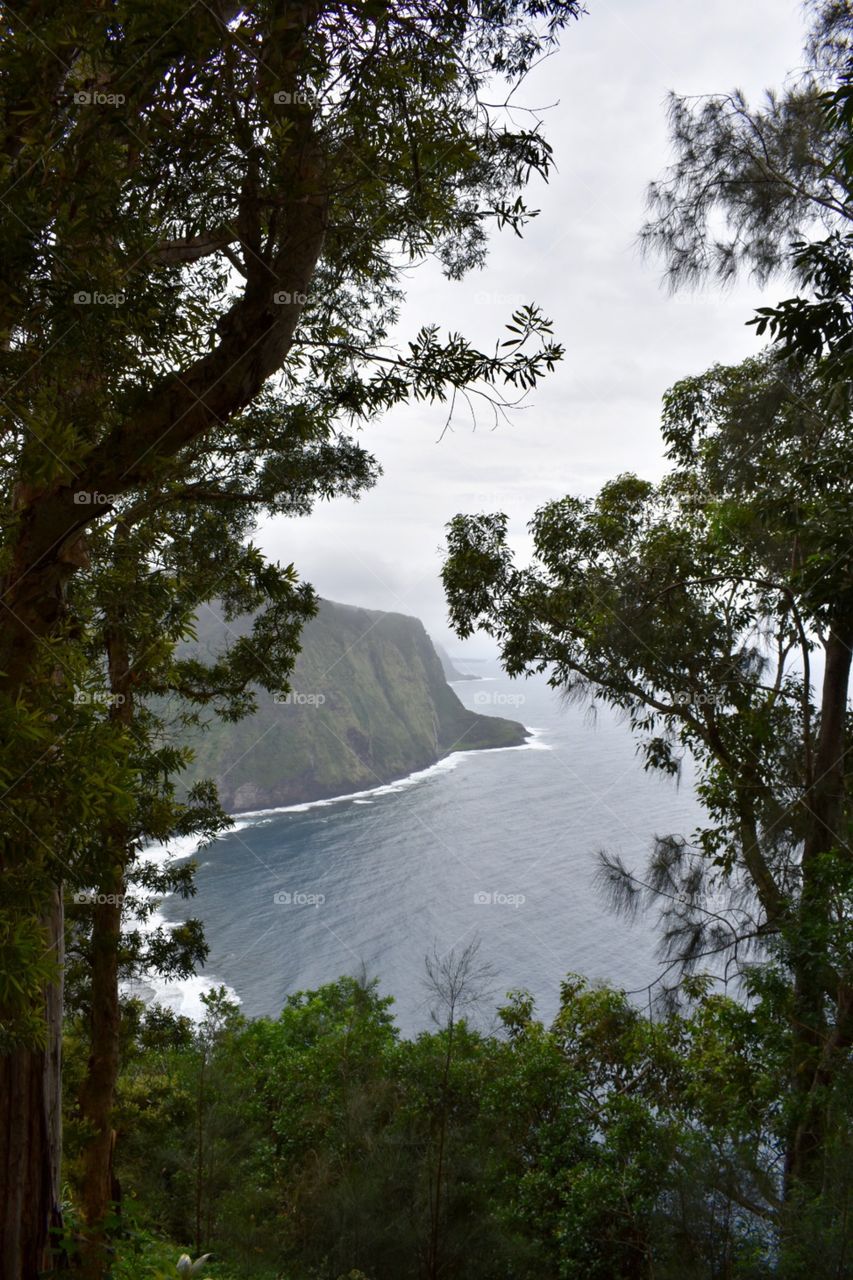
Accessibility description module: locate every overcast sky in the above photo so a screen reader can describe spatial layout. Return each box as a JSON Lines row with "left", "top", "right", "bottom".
{"left": 259, "top": 0, "right": 809, "bottom": 656}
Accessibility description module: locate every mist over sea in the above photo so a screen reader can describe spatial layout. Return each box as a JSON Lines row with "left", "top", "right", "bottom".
{"left": 136, "top": 666, "right": 707, "bottom": 1036}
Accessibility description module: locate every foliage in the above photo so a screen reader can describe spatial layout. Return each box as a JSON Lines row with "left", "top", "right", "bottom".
{"left": 442, "top": 347, "right": 853, "bottom": 1237}
{"left": 444, "top": 350, "right": 850, "bottom": 951}
{"left": 0, "top": 3, "right": 576, "bottom": 1260}
{"left": 0, "top": 0, "right": 575, "bottom": 1067}
{"left": 640, "top": 0, "right": 851, "bottom": 288}
{"left": 76, "top": 964, "right": 853, "bottom": 1279}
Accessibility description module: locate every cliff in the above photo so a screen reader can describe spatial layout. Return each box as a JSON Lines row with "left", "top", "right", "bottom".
{"left": 434, "top": 642, "right": 480, "bottom": 681}
{"left": 183, "top": 600, "right": 528, "bottom": 812}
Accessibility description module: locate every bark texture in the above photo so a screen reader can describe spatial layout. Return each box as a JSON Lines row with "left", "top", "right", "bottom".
{"left": 0, "top": 886, "right": 64, "bottom": 1278}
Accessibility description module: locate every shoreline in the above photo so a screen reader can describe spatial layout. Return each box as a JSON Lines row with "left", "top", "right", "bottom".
{"left": 229, "top": 725, "right": 549, "bottom": 819}
{"left": 128, "top": 727, "right": 549, "bottom": 1020}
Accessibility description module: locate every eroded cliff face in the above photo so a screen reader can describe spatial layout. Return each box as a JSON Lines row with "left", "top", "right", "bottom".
{"left": 183, "top": 600, "right": 528, "bottom": 811}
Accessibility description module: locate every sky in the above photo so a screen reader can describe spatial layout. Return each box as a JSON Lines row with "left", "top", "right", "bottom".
{"left": 259, "top": 0, "right": 809, "bottom": 656}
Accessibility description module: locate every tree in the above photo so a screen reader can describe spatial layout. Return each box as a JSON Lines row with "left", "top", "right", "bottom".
{"left": 65, "top": 414, "right": 375, "bottom": 1275}
{"left": 93, "top": 965, "right": 813, "bottom": 1277}
{"left": 442, "top": 350, "right": 853, "bottom": 1238}
{"left": 0, "top": 0, "right": 581, "bottom": 1268}
{"left": 749, "top": 229, "right": 853, "bottom": 387}
{"left": 230, "top": 974, "right": 401, "bottom": 1277}
{"left": 640, "top": 0, "right": 853, "bottom": 389}
{"left": 421, "top": 939, "right": 495, "bottom": 1280}
{"left": 746, "top": 45, "right": 853, "bottom": 385}
{"left": 639, "top": 0, "right": 851, "bottom": 290}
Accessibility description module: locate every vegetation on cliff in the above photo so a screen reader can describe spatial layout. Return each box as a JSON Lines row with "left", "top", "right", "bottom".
{"left": 181, "top": 601, "right": 528, "bottom": 812}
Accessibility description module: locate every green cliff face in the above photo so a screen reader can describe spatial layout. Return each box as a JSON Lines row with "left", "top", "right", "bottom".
{"left": 184, "top": 600, "right": 528, "bottom": 812}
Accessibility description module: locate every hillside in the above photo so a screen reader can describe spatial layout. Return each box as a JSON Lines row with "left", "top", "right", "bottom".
{"left": 183, "top": 600, "right": 528, "bottom": 811}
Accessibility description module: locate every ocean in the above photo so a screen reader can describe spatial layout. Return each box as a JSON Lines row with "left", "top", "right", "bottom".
{"left": 134, "top": 667, "right": 706, "bottom": 1037}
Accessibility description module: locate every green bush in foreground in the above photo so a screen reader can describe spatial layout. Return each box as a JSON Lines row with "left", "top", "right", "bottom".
{"left": 62, "top": 961, "right": 853, "bottom": 1280}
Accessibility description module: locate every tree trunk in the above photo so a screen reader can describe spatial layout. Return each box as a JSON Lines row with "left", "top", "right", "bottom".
{"left": 427, "top": 1020, "right": 454, "bottom": 1280}
{"left": 77, "top": 603, "right": 133, "bottom": 1278}
{"left": 195, "top": 1046, "right": 206, "bottom": 1259}
{"left": 785, "top": 623, "right": 853, "bottom": 1201}
{"left": 0, "top": 103, "right": 327, "bottom": 1272}
{"left": 77, "top": 878, "right": 124, "bottom": 1279}
{"left": 0, "top": 885, "right": 65, "bottom": 1278}
{"left": 0, "top": 487, "right": 75, "bottom": 1274}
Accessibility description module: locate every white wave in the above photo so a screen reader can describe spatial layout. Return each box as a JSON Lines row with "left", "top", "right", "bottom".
{"left": 123, "top": 971, "right": 240, "bottom": 1021}
{"left": 127, "top": 724, "right": 546, "bottom": 1019}
{"left": 234, "top": 753, "right": 466, "bottom": 819}
{"left": 468, "top": 726, "right": 550, "bottom": 754}
{"left": 125, "top": 830, "right": 247, "bottom": 1020}
{"left": 140, "top": 811, "right": 271, "bottom": 867}
{"left": 232, "top": 729, "right": 547, "bottom": 820}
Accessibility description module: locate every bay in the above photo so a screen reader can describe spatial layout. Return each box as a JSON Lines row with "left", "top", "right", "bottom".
{"left": 144, "top": 667, "right": 706, "bottom": 1036}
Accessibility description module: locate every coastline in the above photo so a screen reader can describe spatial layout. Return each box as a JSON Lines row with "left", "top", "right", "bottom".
{"left": 128, "top": 728, "right": 550, "bottom": 1020}
{"left": 229, "top": 725, "right": 546, "bottom": 819}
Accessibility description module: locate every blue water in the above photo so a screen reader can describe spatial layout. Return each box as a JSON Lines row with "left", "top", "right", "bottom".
{"left": 153, "top": 668, "right": 706, "bottom": 1036}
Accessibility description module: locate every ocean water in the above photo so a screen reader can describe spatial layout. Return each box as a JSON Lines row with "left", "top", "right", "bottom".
{"left": 135, "top": 668, "right": 706, "bottom": 1036}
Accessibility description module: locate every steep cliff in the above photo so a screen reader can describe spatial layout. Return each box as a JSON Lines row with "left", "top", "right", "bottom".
{"left": 434, "top": 642, "right": 480, "bottom": 681}
{"left": 183, "top": 600, "right": 528, "bottom": 811}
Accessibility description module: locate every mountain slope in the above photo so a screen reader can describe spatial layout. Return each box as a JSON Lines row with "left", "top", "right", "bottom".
{"left": 184, "top": 600, "right": 528, "bottom": 811}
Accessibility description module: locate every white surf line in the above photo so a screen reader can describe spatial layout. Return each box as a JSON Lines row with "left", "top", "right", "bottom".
{"left": 125, "top": 725, "right": 549, "bottom": 1018}
{"left": 231, "top": 727, "right": 549, "bottom": 820}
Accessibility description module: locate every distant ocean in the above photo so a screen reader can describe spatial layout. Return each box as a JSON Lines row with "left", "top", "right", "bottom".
{"left": 131, "top": 667, "right": 706, "bottom": 1036}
